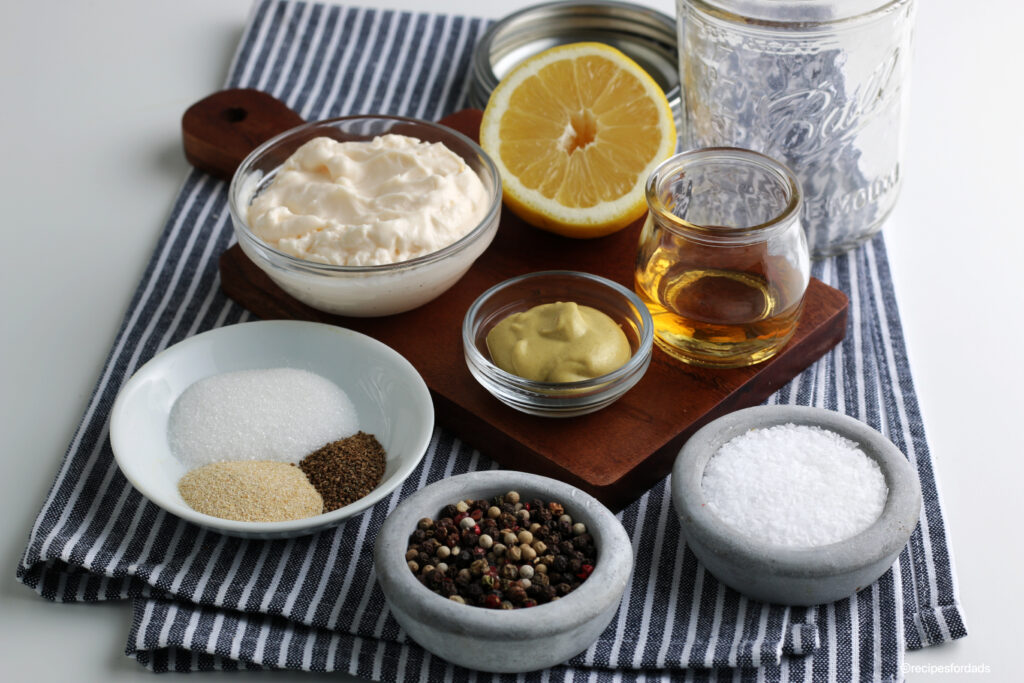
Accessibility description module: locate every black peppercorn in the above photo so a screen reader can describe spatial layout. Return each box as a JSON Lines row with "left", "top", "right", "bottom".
{"left": 535, "top": 585, "right": 556, "bottom": 602}
{"left": 465, "top": 583, "right": 484, "bottom": 602}
{"left": 505, "top": 584, "right": 527, "bottom": 604}
{"left": 573, "top": 533, "right": 593, "bottom": 549}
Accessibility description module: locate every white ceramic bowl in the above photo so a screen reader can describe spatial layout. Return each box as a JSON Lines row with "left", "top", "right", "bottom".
{"left": 671, "top": 405, "right": 922, "bottom": 605}
{"left": 109, "top": 320, "right": 434, "bottom": 539}
{"left": 228, "top": 115, "right": 502, "bottom": 317}
{"left": 374, "top": 470, "right": 633, "bottom": 673}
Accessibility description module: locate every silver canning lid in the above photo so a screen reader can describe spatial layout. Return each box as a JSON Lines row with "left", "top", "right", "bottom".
{"left": 470, "top": 1, "right": 681, "bottom": 120}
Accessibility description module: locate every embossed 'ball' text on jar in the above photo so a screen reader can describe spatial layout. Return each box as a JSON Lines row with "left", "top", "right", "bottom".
{"left": 676, "top": 0, "right": 916, "bottom": 257}
{"left": 635, "top": 148, "right": 810, "bottom": 368}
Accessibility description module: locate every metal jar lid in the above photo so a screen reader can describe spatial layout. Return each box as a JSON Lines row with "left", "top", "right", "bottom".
{"left": 470, "top": 1, "right": 681, "bottom": 120}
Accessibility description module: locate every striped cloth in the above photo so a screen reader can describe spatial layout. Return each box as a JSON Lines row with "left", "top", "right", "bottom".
{"left": 16, "top": 1, "right": 967, "bottom": 680}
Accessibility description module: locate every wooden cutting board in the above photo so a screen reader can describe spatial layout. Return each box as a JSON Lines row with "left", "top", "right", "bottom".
{"left": 184, "top": 90, "right": 849, "bottom": 510}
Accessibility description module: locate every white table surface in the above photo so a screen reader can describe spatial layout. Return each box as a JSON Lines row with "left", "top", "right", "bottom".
{"left": 2, "top": 1, "right": 1021, "bottom": 680}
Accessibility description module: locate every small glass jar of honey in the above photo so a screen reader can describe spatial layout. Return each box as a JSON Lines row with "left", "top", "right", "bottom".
{"left": 635, "top": 148, "right": 810, "bottom": 368}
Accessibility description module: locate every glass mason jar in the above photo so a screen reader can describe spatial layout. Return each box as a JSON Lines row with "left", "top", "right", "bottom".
{"left": 635, "top": 148, "right": 810, "bottom": 368}
{"left": 676, "top": 0, "right": 915, "bottom": 257}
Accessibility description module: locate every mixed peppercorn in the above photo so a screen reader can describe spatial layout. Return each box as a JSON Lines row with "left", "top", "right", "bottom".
{"left": 405, "top": 491, "right": 598, "bottom": 609}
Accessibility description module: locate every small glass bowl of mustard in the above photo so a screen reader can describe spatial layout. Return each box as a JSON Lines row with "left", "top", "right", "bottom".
{"left": 462, "top": 270, "right": 654, "bottom": 417}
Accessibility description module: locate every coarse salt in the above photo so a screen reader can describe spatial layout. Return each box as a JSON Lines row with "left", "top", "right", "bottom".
{"left": 701, "top": 423, "right": 888, "bottom": 548}
{"left": 167, "top": 368, "right": 358, "bottom": 467}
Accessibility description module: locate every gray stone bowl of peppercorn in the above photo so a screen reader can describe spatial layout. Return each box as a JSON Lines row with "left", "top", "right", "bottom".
{"left": 373, "top": 470, "right": 632, "bottom": 673}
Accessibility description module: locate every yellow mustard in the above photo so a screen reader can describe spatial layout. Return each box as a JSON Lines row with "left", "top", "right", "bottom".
{"left": 485, "top": 301, "right": 631, "bottom": 382}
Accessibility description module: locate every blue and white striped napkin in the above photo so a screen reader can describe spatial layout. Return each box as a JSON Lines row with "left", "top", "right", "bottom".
{"left": 17, "top": 1, "right": 966, "bottom": 680}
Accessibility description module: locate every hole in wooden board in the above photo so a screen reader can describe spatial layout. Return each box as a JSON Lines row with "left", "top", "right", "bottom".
{"left": 223, "top": 107, "right": 248, "bottom": 123}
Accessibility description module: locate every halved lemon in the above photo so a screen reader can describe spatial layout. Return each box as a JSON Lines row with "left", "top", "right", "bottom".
{"left": 480, "top": 42, "right": 677, "bottom": 239}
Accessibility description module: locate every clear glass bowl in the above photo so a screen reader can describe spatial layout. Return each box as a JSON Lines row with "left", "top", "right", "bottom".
{"left": 228, "top": 115, "right": 502, "bottom": 317}
{"left": 462, "top": 271, "right": 654, "bottom": 417}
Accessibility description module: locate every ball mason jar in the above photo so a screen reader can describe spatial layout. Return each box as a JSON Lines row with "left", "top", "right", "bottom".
{"left": 635, "top": 148, "right": 810, "bottom": 368}
{"left": 676, "top": 0, "right": 915, "bottom": 257}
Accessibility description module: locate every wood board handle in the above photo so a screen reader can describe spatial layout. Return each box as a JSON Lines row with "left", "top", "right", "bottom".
{"left": 181, "top": 89, "right": 305, "bottom": 180}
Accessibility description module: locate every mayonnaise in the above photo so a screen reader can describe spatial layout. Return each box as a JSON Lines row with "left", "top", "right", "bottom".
{"left": 485, "top": 301, "right": 632, "bottom": 382}
{"left": 247, "top": 134, "right": 489, "bottom": 266}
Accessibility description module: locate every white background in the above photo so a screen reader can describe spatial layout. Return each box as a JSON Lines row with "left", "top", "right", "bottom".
{"left": 1, "top": 1, "right": 1021, "bottom": 681}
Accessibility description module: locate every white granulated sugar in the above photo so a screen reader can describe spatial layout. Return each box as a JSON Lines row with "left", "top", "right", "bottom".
{"left": 167, "top": 368, "right": 358, "bottom": 467}
{"left": 701, "top": 423, "right": 888, "bottom": 548}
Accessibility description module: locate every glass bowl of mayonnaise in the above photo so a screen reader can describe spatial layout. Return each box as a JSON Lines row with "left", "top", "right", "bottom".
{"left": 463, "top": 270, "right": 654, "bottom": 417}
{"left": 229, "top": 115, "right": 502, "bottom": 317}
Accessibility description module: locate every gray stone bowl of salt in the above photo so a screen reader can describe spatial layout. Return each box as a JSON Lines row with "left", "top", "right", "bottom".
{"left": 373, "top": 470, "right": 632, "bottom": 673}
{"left": 671, "top": 405, "right": 922, "bottom": 606}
